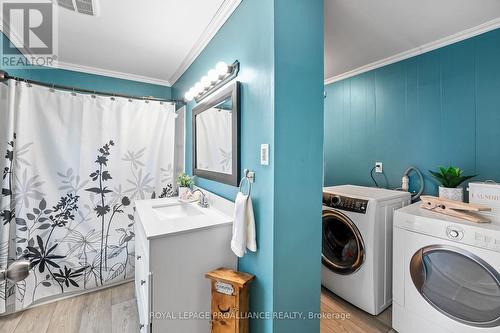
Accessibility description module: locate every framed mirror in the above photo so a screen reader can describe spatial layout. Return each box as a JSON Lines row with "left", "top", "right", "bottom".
{"left": 192, "top": 81, "right": 240, "bottom": 186}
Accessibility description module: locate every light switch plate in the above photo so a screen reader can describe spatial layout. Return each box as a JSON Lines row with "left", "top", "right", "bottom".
{"left": 260, "top": 144, "right": 269, "bottom": 165}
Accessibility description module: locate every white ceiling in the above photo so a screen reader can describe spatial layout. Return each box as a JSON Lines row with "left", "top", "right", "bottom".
{"left": 325, "top": 0, "right": 500, "bottom": 82}
{"left": 4, "top": 0, "right": 500, "bottom": 86}
{"left": 2, "top": 0, "right": 241, "bottom": 86}
{"left": 57, "top": 0, "right": 238, "bottom": 85}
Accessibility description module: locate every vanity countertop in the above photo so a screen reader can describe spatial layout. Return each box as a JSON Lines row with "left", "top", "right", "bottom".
{"left": 134, "top": 190, "right": 234, "bottom": 240}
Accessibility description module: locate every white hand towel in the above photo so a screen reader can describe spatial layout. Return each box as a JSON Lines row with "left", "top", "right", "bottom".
{"left": 231, "top": 192, "right": 257, "bottom": 257}
{"left": 245, "top": 196, "right": 256, "bottom": 253}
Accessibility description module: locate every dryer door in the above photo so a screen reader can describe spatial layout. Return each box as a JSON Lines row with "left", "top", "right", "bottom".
{"left": 410, "top": 245, "right": 500, "bottom": 328}
{"left": 322, "top": 209, "right": 365, "bottom": 275}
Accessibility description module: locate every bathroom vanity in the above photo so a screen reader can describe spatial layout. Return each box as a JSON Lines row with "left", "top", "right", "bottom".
{"left": 134, "top": 189, "right": 237, "bottom": 332}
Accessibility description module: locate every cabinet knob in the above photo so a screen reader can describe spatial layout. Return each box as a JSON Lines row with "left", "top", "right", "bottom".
{"left": 136, "top": 255, "right": 141, "bottom": 260}
{"left": 141, "top": 279, "right": 146, "bottom": 286}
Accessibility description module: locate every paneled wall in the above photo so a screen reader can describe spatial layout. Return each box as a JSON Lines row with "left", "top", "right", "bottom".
{"left": 324, "top": 28, "right": 500, "bottom": 195}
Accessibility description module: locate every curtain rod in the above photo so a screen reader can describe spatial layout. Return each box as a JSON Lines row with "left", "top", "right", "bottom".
{"left": 0, "top": 70, "right": 185, "bottom": 105}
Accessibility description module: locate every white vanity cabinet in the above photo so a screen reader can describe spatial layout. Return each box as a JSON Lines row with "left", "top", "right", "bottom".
{"left": 134, "top": 191, "right": 237, "bottom": 333}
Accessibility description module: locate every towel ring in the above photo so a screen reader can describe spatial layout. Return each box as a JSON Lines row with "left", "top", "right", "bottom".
{"left": 239, "top": 169, "right": 252, "bottom": 196}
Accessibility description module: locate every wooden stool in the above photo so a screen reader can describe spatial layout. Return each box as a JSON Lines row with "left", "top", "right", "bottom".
{"left": 205, "top": 267, "right": 255, "bottom": 333}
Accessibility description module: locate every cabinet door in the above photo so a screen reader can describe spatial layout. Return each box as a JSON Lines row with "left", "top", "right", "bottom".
{"left": 211, "top": 292, "right": 237, "bottom": 333}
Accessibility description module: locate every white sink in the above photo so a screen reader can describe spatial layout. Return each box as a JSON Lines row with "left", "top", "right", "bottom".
{"left": 135, "top": 190, "right": 234, "bottom": 239}
{"left": 153, "top": 203, "right": 203, "bottom": 220}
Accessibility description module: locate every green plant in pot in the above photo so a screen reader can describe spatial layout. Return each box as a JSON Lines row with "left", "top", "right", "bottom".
{"left": 429, "top": 166, "right": 476, "bottom": 202}
{"left": 177, "top": 173, "right": 194, "bottom": 199}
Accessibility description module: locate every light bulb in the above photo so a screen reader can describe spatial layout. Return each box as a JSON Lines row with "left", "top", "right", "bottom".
{"left": 194, "top": 82, "right": 203, "bottom": 95}
{"left": 216, "top": 61, "right": 229, "bottom": 76}
{"left": 201, "top": 76, "right": 211, "bottom": 89}
{"left": 184, "top": 91, "right": 193, "bottom": 101}
{"left": 208, "top": 69, "right": 218, "bottom": 83}
{"left": 191, "top": 86, "right": 199, "bottom": 96}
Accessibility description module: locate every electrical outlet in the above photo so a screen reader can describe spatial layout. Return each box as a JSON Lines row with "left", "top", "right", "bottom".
{"left": 375, "top": 162, "right": 383, "bottom": 173}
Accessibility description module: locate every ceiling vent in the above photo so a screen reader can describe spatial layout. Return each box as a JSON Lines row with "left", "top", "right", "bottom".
{"left": 56, "top": 0, "right": 75, "bottom": 11}
{"left": 56, "top": 0, "right": 98, "bottom": 16}
{"left": 75, "top": 0, "right": 97, "bottom": 16}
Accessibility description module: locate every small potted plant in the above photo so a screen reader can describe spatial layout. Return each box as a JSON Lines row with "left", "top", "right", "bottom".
{"left": 429, "top": 166, "right": 476, "bottom": 202}
{"left": 177, "top": 173, "right": 194, "bottom": 199}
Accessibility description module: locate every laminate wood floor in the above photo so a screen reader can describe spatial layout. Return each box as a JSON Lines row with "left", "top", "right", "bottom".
{"left": 321, "top": 287, "right": 395, "bottom": 333}
{"left": 0, "top": 283, "right": 394, "bottom": 333}
{"left": 0, "top": 282, "right": 138, "bottom": 333}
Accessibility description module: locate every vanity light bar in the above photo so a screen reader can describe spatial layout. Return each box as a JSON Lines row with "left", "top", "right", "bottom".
{"left": 184, "top": 60, "right": 240, "bottom": 103}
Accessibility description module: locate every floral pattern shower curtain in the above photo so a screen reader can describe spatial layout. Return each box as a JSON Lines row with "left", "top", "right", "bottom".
{"left": 0, "top": 80, "right": 176, "bottom": 313}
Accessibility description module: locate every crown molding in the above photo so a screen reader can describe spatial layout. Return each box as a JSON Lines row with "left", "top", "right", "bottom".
{"left": 55, "top": 61, "right": 171, "bottom": 86}
{"left": 1, "top": 25, "right": 169, "bottom": 85}
{"left": 2, "top": 0, "right": 242, "bottom": 87}
{"left": 324, "top": 17, "right": 500, "bottom": 85}
{"left": 169, "top": 0, "right": 243, "bottom": 85}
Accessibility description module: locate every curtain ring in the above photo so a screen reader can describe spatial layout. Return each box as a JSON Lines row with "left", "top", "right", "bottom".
{"left": 71, "top": 88, "right": 77, "bottom": 96}
{"left": 49, "top": 84, "right": 55, "bottom": 93}
{"left": 91, "top": 90, "right": 96, "bottom": 98}
{"left": 110, "top": 94, "right": 115, "bottom": 101}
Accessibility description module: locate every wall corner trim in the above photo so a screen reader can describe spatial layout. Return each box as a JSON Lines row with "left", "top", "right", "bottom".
{"left": 1, "top": 0, "right": 243, "bottom": 87}
{"left": 324, "top": 17, "right": 500, "bottom": 85}
{"left": 0, "top": 24, "right": 171, "bottom": 86}
{"left": 168, "top": 0, "right": 243, "bottom": 85}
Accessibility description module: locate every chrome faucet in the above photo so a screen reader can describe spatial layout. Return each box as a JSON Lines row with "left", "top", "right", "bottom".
{"left": 192, "top": 189, "right": 209, "bottom": 208}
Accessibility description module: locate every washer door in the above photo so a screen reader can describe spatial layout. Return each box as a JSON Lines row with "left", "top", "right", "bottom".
{"left": 322, "top": 209, "right": 365, "bottom": 275}
{"left": 410, "top": 245, "right": 500, "bottom": 328}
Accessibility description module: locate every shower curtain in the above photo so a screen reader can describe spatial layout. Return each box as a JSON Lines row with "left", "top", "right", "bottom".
{"left": 0, "top": 80, "right": 177, "bottom": 313}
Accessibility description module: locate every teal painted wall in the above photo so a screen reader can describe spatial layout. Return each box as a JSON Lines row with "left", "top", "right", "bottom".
{"left": 272, "top": 0, "right": 323, "bottom": 332}
{"left": 172, "top": 1, "right": 324, "bottom": 332}
{"left": 1, "top": 33, "right": 171, "bottom": 99}
{"left": 172, "top": 1, "right": 275, "bottom": 331}
{"left": 324, "top": 28, "right": 500, "bottom": 195}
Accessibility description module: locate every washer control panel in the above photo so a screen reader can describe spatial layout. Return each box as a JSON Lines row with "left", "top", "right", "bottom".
{"left": 323, "top": 193, "right": 368, "bottom": 214}
{"left": 473, "top": 231, "right": 500, "bottom": 252}
{"left": 444, "top": 225, "right": 500, "bottom": 252}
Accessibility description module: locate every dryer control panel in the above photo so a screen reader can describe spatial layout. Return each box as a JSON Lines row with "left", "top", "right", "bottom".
{"left": 323, "top": 193, "right": 368, "bottom": 214}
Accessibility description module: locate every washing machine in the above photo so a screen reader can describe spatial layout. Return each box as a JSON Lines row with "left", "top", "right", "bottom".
{"left": 393, "top": 203, "right": 500, "bottom": 333}
{"left": 322, "top": 185, "right": 410, "bottom": 315}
